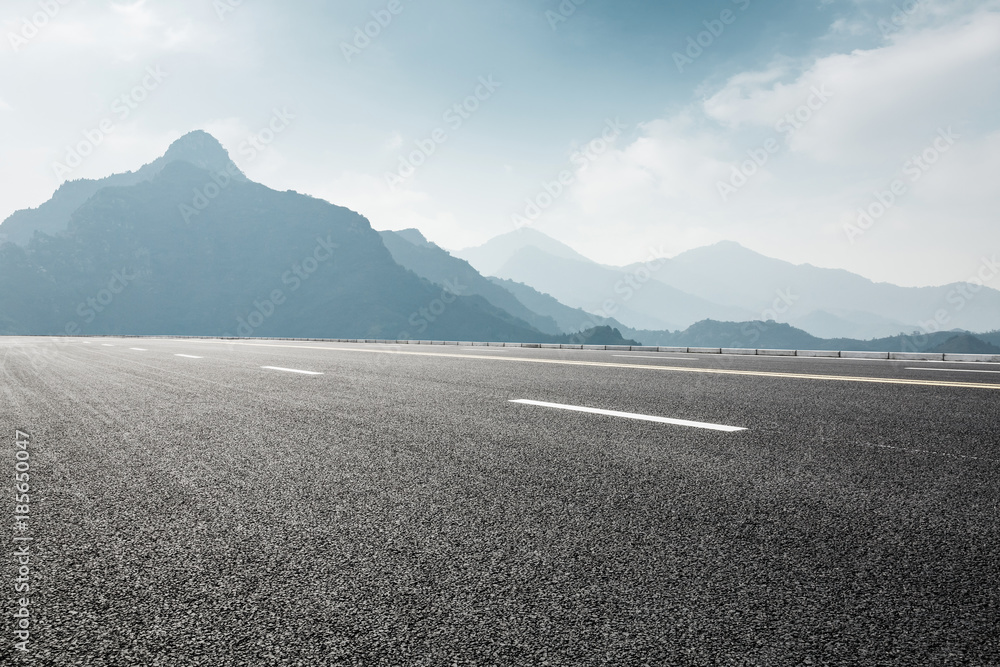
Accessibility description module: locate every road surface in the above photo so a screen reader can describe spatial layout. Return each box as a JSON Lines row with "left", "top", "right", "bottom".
{"left": 2, "top": 337, "right": 998, "bottom": 665}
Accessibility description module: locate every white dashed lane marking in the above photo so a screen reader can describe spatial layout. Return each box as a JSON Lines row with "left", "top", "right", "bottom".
{"left": 175, "top": 354, "right": 204, "bottom": 359}
{"left": 613, "top": 355, "right": 698, "bottom": 361}
{"left": 510, "top": 399, "right": 746, "bottom": 432}
{"left": 261, "top": 366, "right": 323, "bottom": 375}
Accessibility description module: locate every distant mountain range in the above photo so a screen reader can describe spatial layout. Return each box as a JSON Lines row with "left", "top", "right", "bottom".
{"left": 632, "top": 320, "right": 1000, "bottom": 354}
{"left": 2, "top": 130, "right": 997, "bottom": 352}
{"left": 453, "top": 230, "right": 1000, "bottom": 340}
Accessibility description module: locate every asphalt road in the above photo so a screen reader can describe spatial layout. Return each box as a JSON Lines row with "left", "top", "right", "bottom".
{"left": 2, "top": 336, "right": 998, "bottom": 666}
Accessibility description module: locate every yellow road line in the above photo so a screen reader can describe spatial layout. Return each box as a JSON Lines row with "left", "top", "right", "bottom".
{"left": 204, "top": 341, "right": 1000, "bottom": 391}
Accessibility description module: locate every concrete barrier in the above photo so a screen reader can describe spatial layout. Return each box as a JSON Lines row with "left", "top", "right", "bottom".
{"left": 68, "top": 335, "right": 998, "bottom": 362}
{"left": 944, "top": 353, "right": 1000, "bottom": 362}
{"left": 841, "top": 351, "right": 890, "bottom": 359}
{"left": 889, "top": 352, "right": 945, "bottom": 361}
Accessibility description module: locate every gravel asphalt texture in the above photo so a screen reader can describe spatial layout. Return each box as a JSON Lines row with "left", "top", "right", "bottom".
{"left": 2, "top": 336, "right": 998, "bottom": 666}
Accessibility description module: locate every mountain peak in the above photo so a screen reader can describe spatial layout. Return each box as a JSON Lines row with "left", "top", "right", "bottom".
{"left": 455, "top": 228, "right": 594, "bottom": 277}
{"left": 158, "top": 130, "right": 246, "bottom": 179}
{"left": 0, "top": 131, "right": 248, "bottom": 245}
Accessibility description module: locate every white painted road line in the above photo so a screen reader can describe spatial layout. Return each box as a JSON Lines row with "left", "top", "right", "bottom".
{"left": 905, "top": 367, "right": 1000, "bottom": 374}
{"left": 462, "top": 348, "right": 510, "bottom": 352}
{"left": 614, "top": 355, "right": 697, "bottom": 361}
{"left": 210, "top": 342, "right": 1000, "bottom": 390}
{"left": 510, "top": 399, "right": 746, "bottom": 432}
{"left": 261, "top": 366, "right": 324, "bottom": 375}
{"left": 130, "top": 348, "right": 147, "bottom": 352}
{"left": 102, "top": 344, "right": 114, "bottom": 347}
{"left": 175, "top": 354, "right": 203, "bottom": 359}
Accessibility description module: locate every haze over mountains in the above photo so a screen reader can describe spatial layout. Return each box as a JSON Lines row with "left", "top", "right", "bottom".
{"left": 454, "top": 230, "right": 1000, "bottom": 340}
{"left": 1, "top": 130, "right": 998, "bottom": 351}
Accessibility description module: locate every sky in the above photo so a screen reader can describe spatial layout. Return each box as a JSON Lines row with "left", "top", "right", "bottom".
{"left": 1, "top": 0, "right": 998, "bottom": 287}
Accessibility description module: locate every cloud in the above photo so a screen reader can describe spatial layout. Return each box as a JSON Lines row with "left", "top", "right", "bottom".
{"left": 703, "top": 6, "right": 1000, "bottom": 167}
{"left": 548, "top": 4, "right": 1000, "bottom": 285}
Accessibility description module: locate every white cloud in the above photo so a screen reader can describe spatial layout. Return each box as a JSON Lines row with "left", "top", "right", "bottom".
{"left": 703, "top": 6, "right": 1000, "bottom": 167}
{"left": 549, "top": 4, "right": 1000, "bottom": 285}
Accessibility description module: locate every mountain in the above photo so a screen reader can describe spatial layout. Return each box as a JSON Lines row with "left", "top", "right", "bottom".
{"left": 0, "top": 132, "right": 563, "bottom": 342}
{"left": 470, "top": 244, "right": 755, "bottom": 331}
{"left": 487, "top": 277, "right": 629, "bottom": 334}
{"left": 552, "top": 326, "right": 640, "bottom": 347}
{"left": 785, "top": 309, "right": 914, "bottom": 340}
{"left": 0, "top": 131, "right": 247, "bottom": 246}
{"left": 979, "top": 330, "right": 1000, "bottom": 348}
{"left": 633, "top": 319, "right": 997, "bottom": 353}
{"left": 458, "top": 231, "right": 1000, "bottom": 339}
{"left": 454, "top": 228, "right": 595, "bottom": 277}
{"left": 378, "top": 229, "right": 563, "bottom": 335}
{"left": 645, "top": 241, "right": 1000, "bottom": 337}
{"left": 927, "top": 333, "right": 1000, "bottom": 354}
